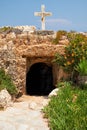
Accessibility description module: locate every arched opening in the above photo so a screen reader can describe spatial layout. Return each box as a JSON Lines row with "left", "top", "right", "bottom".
{"left": 26, "top": 62, "right": 54, "bottom": 95}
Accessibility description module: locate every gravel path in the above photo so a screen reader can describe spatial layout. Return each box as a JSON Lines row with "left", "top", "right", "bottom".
{"left": 0, "top": 95, "right": 50, "bottom": 130}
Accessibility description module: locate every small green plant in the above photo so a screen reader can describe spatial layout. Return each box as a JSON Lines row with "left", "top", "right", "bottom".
{"left": 0, "top": 26, "right": 11, "bottom": 33}
{"left": 54, "top": 33, "right": 87, "bottom": 81}
{"left": 75, "top": 60, "right": 87, "bottom": 76}
{"left": 0, "top": 26, "right": 22, "bottom": 34}
{"left": 0, "top": 69, "right": 18, "bottom": 95}
{"left": 57, "top": 81, "right": 72, "bottom": 88}
{"left": 79, "top": 83, "right": 87, "bottom": 90}
{"left": 43, "top": 82, "right": 87, "bottom": 130}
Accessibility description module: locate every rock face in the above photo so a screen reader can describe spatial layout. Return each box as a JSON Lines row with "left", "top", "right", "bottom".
{"left": 0, "top": 89, "right": 13, "bottom": 109}
{"left": 0, "top": 27, "right": 66, "bottom": 94}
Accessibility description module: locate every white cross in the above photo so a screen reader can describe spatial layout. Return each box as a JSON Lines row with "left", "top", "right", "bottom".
{"left": 34, "top": 5, "right": 52, "bottom": 30}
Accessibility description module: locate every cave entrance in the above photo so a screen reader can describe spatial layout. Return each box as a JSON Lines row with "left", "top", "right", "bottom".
{"left": 26, "top": 62, "right": 54, "bottom": 95}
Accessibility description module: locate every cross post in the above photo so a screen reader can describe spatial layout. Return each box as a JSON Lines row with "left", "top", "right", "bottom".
{"left": 34, "top": 5, "right": 52, "bottom": 30}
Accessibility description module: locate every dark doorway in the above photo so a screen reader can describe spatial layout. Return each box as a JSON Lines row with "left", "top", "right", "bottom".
{"left": 26, "top": 62, "right": 54, "bottom": 95}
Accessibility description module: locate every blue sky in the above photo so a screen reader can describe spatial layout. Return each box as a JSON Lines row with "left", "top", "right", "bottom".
{"left": 0, "top": 0, "right": 87, "bottom": 32}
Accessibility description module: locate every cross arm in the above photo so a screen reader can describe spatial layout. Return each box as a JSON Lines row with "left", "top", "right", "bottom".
{"left": 34, "top": 12, "right": 42, "bottom": 16}
{"left": 44, "top": 12, "right": 52, "bottom": 16}
{"left": 34, "top": 12, "right": 52, "bottom": 17}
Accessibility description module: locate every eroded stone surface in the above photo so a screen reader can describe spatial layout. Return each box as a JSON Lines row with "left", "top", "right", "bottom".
{"left": 0, "top": 30, "right": 65, "bottom": 94}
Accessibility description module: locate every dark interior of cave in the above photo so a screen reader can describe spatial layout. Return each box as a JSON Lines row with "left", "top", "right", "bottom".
{"left": 26, "top": 62, "right": 54, "bottom": 95}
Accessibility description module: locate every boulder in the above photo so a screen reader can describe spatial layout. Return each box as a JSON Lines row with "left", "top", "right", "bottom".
{"left": 48, "top": 88, "right": 59, "bottom": 97}
{"left": 28, "top": 102, "right": 37, "bottom": 110}
{"left": 0, "top": 89, "right": 13, "bottom": 110}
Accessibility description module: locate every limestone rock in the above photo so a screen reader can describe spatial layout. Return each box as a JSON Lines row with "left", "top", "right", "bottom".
{"left": 59, "top": 39, "right": 69, "bottom": 45}
{"left": 48, "top": 88, "right": 59, "bottom": 97}
{"left": 28, "top": 102, "right": 37, "bottom": 110}
{"left": 0, "top": 89, "right": 13, "bottom": 109}
{"left": 6, "top": 32, "right": 16, "bottom": 40}
{"left": 3, "top": 45, "right": 7, "bottom": 50}
{"left": 14, "top": 25, "right": 36, "bottom": 33}
{"left": 42, "top": 99, "right": 50, "bottom": 106}
{"left": 0, "top": 29, "right": 65, "bottom": 94}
